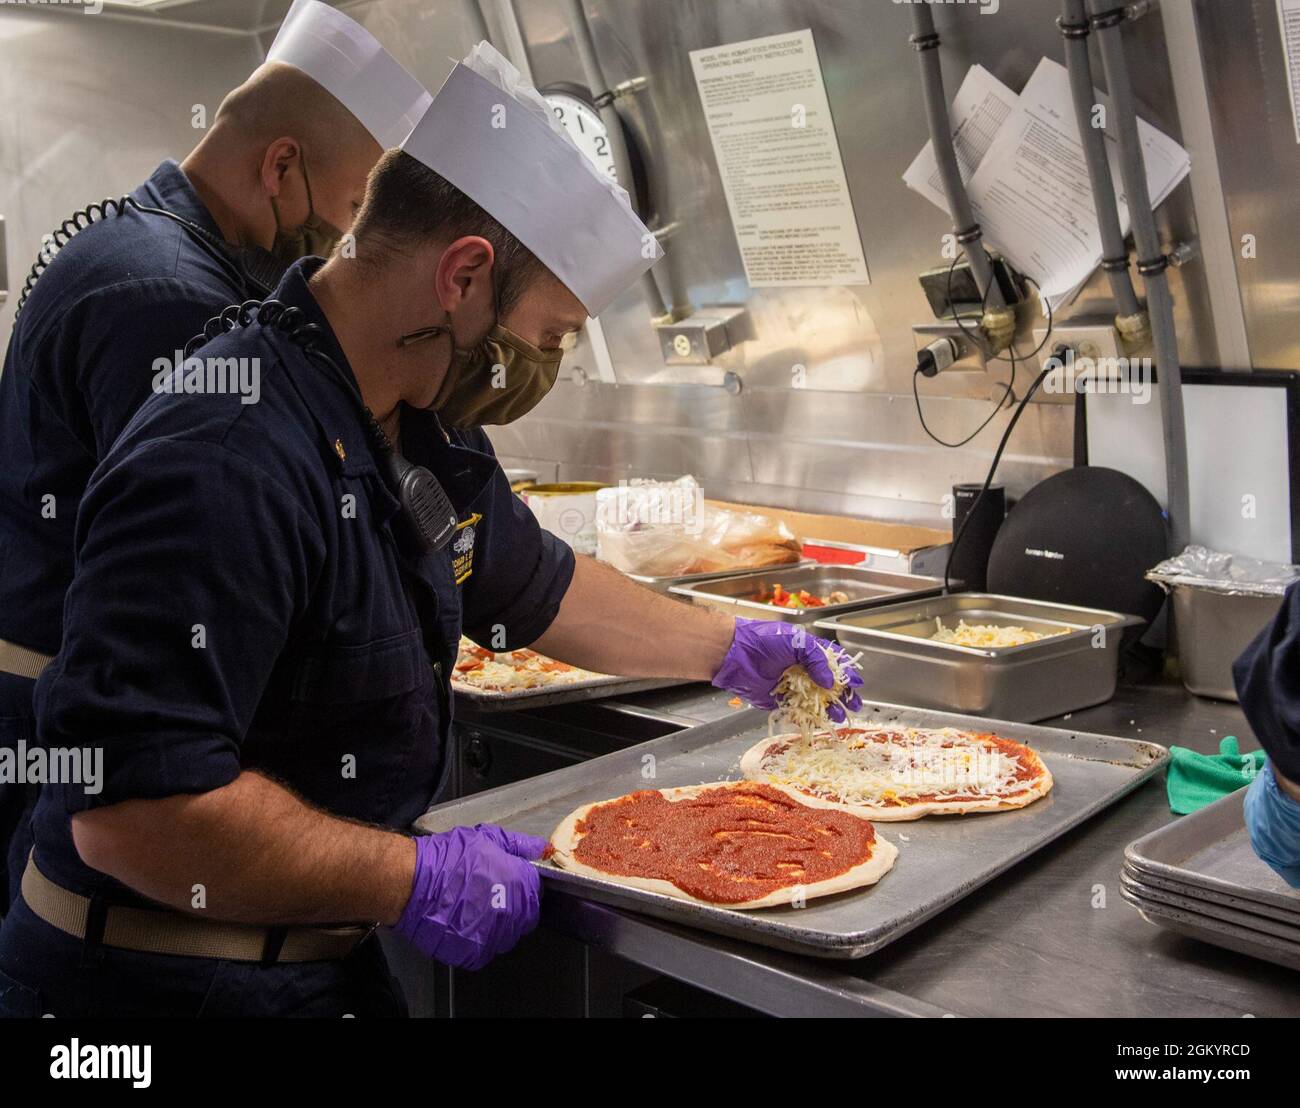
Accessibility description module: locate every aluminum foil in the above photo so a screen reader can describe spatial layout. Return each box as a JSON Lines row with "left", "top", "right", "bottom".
{"left": 1146, "top": 545, "right": 1300, "bottom": 598}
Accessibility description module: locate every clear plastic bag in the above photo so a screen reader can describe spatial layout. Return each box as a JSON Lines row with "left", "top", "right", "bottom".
{"left": 1146, "top": 544, "right": 1300, "bottom": 598}
{"left": 595, "top": 478, "right": 803, "bottom": 577}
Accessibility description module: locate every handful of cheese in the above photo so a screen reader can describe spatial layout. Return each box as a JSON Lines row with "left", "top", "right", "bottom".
{"left": 770, "top": 642, "right": 862, "bottom": 737}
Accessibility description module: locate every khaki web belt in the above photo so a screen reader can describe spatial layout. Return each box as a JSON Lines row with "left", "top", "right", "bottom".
{"left": 0, "top": 638, "right": 52, "bottom": 680}
{"left": 21, "top": 856, "right": 373, "bottom": 964}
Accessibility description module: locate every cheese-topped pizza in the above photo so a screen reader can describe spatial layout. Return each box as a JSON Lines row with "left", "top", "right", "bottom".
{"left": 740, "top": 724, "right": 1053, "bottom": 820}
{"left": 549, "top": 780, "right": 896, "bottom": 909}
{"left": 451, "top": 636, "right": 602, "bottom": 693}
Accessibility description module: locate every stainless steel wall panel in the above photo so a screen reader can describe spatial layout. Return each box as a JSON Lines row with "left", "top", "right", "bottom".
{"left": 1197, "top": 0, "right": 1300, "bottom": 371}
{"left": 0, "top": 8, "right": 261, "bottom": 341}
{"left": 465, "top": 0, "right": 1219, "bottom": 520}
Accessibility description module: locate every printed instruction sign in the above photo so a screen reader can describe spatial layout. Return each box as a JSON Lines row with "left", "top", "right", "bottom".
{"left": 1278, "top": 0, "right": 1300, "bottom": 142}
{"left": 689, "top": 29, "right": 870, "bottom": 288}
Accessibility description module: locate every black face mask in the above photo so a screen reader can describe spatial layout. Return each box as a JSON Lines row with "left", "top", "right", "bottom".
{"left": 233, "top": 156, "right": 344, "bottom": 296}
{"left": 268, "top": 155, "right": 344, "bottom": 263}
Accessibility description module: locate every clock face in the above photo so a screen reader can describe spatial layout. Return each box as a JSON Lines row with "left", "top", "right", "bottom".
{"left": 544, "top": 91, "right": 620, "bottom": 184}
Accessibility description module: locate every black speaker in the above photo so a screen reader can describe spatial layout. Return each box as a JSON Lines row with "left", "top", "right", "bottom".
{"left": 949, "top": 483, "right": 1005, "bottom": 591}
{"left": 986, "top": 466, "right": 1166, "bottom": 622}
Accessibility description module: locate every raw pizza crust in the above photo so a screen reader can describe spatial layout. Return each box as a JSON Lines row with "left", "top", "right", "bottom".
{"left": 739, "top": 728, "right": 1054, "bottom": 821}
{"left": 549, "top": 780, "right": 897, "bottom": 910}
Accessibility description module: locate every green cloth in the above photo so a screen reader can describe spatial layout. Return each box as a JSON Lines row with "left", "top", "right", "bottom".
{"left": 1166, "top": 736, "right": 1266, "bottom": 815}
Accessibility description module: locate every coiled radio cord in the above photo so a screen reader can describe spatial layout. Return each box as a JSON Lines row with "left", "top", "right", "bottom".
{"left": 15, "top": 195, "right": 247, "bottom": 319}
{"left": 184, "top": 299, "right": 458, "bottom": 554}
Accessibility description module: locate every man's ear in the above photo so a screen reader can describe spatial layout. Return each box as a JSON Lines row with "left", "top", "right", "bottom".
{"left": 259, "top": 137, "right": 302, "bottom": 198}
{"left": 433, "top": 236, "right": 496, "bottom": 313}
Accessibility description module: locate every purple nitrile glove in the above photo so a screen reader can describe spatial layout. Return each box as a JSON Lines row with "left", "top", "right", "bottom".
{"left": 392, "top": 824, "right": 548, "bottom": 971}
{"left": 712, "top": 618, "right": 864, "bottom": 720}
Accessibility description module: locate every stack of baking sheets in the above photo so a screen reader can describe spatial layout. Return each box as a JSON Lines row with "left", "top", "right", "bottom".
{"left": 1123, "top": 787, "right": 1300, "bottom": 971}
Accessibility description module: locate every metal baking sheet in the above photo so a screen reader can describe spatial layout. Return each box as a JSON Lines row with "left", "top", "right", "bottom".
{"left": 625, "top": 559, "right": 814, "bottom": 593}
{"left": 668, "top": 564, "right": 945, "bottom": 624}
{"left": 816, "top": 593, "right": 1144, "bottom": 722}
{"left": 452, "top": 675, "right": 690, "bottom": 713}
{"left": 416, "top": 701, "right": 1167, "bottom": 959}
{"left": 1120, "top": 885, "right": 1300, "bottom": 973}
{"left": 1120, "top": 871, "right": 1300, "bottom": 943}
{"left": 1124, "top": 788, "right": 1300, "bottom": 916}
{"left": 1121, "top": 862, "right": 1300, "bottom": 927}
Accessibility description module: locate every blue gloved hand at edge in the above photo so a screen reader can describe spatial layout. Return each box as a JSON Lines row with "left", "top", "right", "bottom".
{"left": 1243, "top": 763, "right": 1300, "bottom": 889}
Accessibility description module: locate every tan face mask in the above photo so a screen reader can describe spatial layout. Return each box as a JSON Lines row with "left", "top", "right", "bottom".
{"left": 429, "top": 325, "right": 563, "bottom": 428}
{"left": 268, "top": 155, "right": 344, "bottom": 263}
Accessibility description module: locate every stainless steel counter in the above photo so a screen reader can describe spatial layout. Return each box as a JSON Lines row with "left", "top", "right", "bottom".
{"left": 534, "top": 676, "right": 1300, "bottom": 1017}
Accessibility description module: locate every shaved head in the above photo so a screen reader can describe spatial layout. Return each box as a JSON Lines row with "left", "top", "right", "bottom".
{"left": 181, "top": 61, "right": 384, "bottom": 257}
{"left": 214, "top": 61, "right": 379, "bottom": 168}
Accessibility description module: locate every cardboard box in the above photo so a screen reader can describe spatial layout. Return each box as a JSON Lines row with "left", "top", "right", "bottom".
{"left": 706, "top": 500, "right": 952, "bottom": 576}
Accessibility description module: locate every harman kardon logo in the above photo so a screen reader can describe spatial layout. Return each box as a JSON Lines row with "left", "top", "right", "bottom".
{"left": 1024, "top": 548, "right": 1065, "bottom": 560}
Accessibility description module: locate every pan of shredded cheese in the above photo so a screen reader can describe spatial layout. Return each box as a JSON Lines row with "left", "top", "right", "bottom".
{"left": 929, "top": 618, "right": 1065, "bottom": 649}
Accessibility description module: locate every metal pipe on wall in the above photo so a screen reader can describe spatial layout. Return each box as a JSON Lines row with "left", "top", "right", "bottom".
{"left": 561, "top": 0, "right": 673, "bottom": 322}
{"left": 906, "top": 3, "right": 1005, "bottom": 315}
{"left": 1058, "top": 0, "right": 1146, "bottom": 339}
{"left": 466, "top": 0, "right": 491, "bottom": 44}
{"left": 1087, "top": 0, "right": 1190, "bottom": 554}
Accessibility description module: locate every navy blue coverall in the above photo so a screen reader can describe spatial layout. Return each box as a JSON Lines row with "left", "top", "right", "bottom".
{"left": 0, "top": 161, "right": 266, "bottom": 910}
{"left": 0, "top": 259, "right": 573, "bottom": 1016}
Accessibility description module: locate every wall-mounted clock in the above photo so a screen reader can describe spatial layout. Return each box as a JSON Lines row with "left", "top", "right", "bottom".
{"left": 540, "top": 81, "right": 651, "bottom": 218}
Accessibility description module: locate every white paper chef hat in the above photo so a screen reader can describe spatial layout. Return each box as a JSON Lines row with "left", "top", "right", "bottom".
{"left": 266, "top": 0, "right": 431, "bottom": 150}
{"left": 401, "top": 41, "right": 663, "bottom": 317}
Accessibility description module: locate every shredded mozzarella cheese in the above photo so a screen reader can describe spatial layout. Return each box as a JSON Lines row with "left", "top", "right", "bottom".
{"left": 451, "top": 637, "right": 599, "bottom": 691}
{"left": 768, "top": 642, "right": 862, "bottom": 738}
{"left": 757, "top": 725, "right": 1032, "bottom": 806}
{"left": 930, "top": 618, "right": 1062, "bottom": 648}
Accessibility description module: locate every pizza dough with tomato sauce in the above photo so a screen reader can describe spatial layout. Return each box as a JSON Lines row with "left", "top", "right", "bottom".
{"left": 549, "top": 780, "right": 897, "bottom": 909}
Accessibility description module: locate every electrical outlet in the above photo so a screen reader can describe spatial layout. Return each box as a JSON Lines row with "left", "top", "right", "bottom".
{"left": 1031, "top": 322, "right": 1123, "bottom": 369}
{"left": 654, "top": 306, "right": 751, "bottom": 366}
{"left": 1029, "top": 321, "right": 1132, "bottom": 404}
